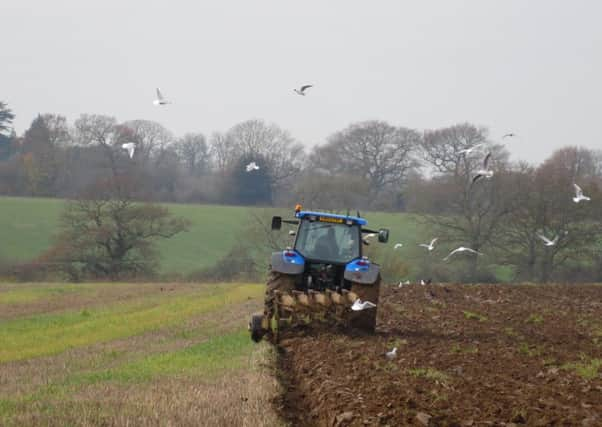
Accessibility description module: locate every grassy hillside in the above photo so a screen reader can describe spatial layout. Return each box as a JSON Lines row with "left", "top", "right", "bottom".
{"left": 0, "top": 196, "right": 425, "bottom": 275}
{"left": 0, "top": 281, "right": 283, "bottom": 426}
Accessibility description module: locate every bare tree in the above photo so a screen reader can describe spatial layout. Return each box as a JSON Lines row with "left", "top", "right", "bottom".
{"left": 209, "top": 131, "right": 234, "bottom": 174}
{"left": 420, "top": 123, "right": 517, "bottom": 280}
{"left": 41, "top": 114, "right": 71, "bottom": 146}
{"left": 45, "top": 177, "right": 190, "bottom": 280}
{"left": 74, "top": 114, "right": 122, "bottom": 175}
{"left": 175, "top": 133, "right": 210, "bottom": 175}
{"left": 499, "top": 147, "right": 602, "bottom": 282}
{"left": 121, "top": 119, "right": 174, "bottom": 163}
{"left": 210, "top": 119, "right": 305, "bottom": 187}
{"left": 312, "top": 121, "right": 420, "bottom": 198}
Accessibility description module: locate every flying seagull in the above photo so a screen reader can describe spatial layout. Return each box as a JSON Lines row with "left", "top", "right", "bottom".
{"left": 573, "top": 183, "right": 591, "bottom": 203}
{"left": 393, "top": 243, "right": 403, "bottom": 249}
{"left": 443, "top": 246, "right": 483, "bottom": 261}
{"left": 362, "top": 233, "right": 377, "bottom": 245}
{"left": 385, "top": 347, "right": 397, "bottom": 360}
{"left": 537, "top": 233, "right": 559, "bottom": 247}
{"left": 351, "top": 299, "right": 377, "bottom": 311}
{"left": 457, "top": 143, "right": 485, "bottom": 156}
{"left": 121, "top": 142, "right": 136, "bottom": 159}
{"left": 419, "top": 238, "right": 438, "bottom": 252}
{"left": 153, "top": 88, "right": 170, "bottom": 106}
{"left": 294, "top": 84, "right": 313, "bottom": 96}
{"left": 472, "top": 152, "right": 494, "bottom": 184}
{"left": 502, "top": 133, "right": 516, "bottom": 139}
{"left": 245, "top": 162, "right": 260, "bottom": 172}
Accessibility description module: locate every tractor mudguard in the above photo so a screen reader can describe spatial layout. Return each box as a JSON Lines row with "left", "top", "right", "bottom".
{"left": 344, "top": 261, "right": 380, "bottom": 285}
{"left": 271, "top": 251, "right": 305, "bottom": 275}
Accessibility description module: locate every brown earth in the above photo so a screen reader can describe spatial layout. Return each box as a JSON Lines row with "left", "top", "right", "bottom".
{"left": 274, "top": 283, "right": 602, "bottom": 426}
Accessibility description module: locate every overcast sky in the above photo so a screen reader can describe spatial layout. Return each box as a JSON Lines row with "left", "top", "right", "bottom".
{"left": 2, "top": 0, "right": 601, "bottom": 163}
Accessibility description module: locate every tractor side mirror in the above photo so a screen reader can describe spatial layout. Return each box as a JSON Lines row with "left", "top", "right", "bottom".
{"left": 271, "top": 216, "right": 282, "bottom": 230}
{"left": 378, "top": 228, "right": 389, "bottom": 243}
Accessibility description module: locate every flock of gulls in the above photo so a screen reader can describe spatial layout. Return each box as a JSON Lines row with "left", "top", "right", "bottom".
{"left": 121, "top": 87, "right": 593, "bottom": 360}
{"left": 369, "top": 138, "right": 592, "bottom": 360}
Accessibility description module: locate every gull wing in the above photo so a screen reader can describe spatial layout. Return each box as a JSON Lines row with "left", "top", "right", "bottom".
{"left": 156, "top": 88, "right": 165, "bottom": 101}
{"left": 430, "top": 237, "right": 438, "bottom": 247}
{"left": 483, "top": 152, "right": 492, "bottom": 169}
{"left": 472, "top": 174, "right": 483, "bottom": 184}
{"left": 300, "top": 84, "right": 313, "bottom": 92}
{"left": 574, "top": 183, "right": 583, "bottom": 197}
{"left": 443, "top": 248, "right": 461, "bottom": 261}
{"left": 537, "top": 233, "right": 552, "bottom": 245}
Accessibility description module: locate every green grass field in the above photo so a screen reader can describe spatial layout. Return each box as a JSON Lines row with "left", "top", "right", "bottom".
{"left": 0, "top": 196, "right": 426, "bottom": 275}
{"left": 0, "top": 281, "right": 283, "bottom": 426}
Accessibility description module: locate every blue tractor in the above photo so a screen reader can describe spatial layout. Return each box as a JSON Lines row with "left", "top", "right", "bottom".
{"left": 250, "top": 206, "right": 389, "bottom": 342}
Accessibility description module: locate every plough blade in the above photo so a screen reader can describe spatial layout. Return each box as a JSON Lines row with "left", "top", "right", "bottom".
{"left": 292, "top": 290, "right": 311, "bottom": 306}
{"left": 309, "top": 290, "right": 332, "bottom": 307}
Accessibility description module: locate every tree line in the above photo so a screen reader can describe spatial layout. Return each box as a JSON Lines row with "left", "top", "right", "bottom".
{"left": 1, "top": 101, "right": 601, "bottom": 283}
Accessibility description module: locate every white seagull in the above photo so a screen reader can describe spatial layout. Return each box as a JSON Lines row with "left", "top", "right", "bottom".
{"left": 393, "top": 243, "right": 403, "bottom": 249}
{"left": 153, "top": 88, "right": 170, "bottom": 106}
{"left": 362, "top": 233, "right": 377, "bottom": 245}
{"left": 457, "top": 143, "right": 485, "bottom": 156}
{"left": 121, "top": 142, "right": 136, "bottom": 159}
{"left": 573, "top": 184, "right": 591, "bottom": 203}
{"left": 398, "top": 280, "right": 410, "bottom": 287}
{"left": 245, "top": 162, "right": 260, "bottom": 172}
{"left": 419, "top": 238, "right": 438, "bottom": 252}
{"left": 351, "top": 299, "right": 377, "bottom": 311}
{"left": 294, "top": 84, "right": 313, "bottom": 96}
{"left": 472, "top": 152, "right": 494, "bottom": 184}
{"left": 385, "top": 347, "right": 397, "bottom": 360}
{"left": 443, "top": 246, "right": 483, "bottom": 261}
{"left": 537, "top": 233, "right": 559, "bottom": 247}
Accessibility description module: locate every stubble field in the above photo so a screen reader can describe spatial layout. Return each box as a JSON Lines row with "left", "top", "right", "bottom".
{"left": 0, "top": 281, "right": 283, "bottom": 427}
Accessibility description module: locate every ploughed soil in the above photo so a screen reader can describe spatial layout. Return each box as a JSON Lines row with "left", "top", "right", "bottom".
{"left": 274, "top": 284, "right": 602, "bottom": 426}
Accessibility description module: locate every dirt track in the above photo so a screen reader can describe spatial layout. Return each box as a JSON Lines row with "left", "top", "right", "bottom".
{"left": 275, "top": 284, "right": 602, "bottom": 426}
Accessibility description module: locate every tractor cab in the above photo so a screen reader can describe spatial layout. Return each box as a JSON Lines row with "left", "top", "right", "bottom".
{"left": 270, "top": 208, "right": 389, "bottom": 293}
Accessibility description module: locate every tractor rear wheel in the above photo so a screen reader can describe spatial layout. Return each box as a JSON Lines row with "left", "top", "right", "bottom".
{"left": 249, "top": 313, "right": 265, "bottom": 343}
{"left": 264, "top": 272, "right": 296, "bottom": 318}
{"left": 260, "top": 272, "right": 296, "bottom": 342}
{"left": 349, "top": 274, "right": 381, "bottom": 332}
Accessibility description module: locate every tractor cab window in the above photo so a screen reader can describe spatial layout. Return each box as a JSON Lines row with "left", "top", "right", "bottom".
{"left": 295, "top": 221, "right": 360, "bottom": 264}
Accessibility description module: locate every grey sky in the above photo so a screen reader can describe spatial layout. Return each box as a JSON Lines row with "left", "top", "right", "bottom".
{"left": 3, "top": 0, "right": 601, "bottom": 163}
